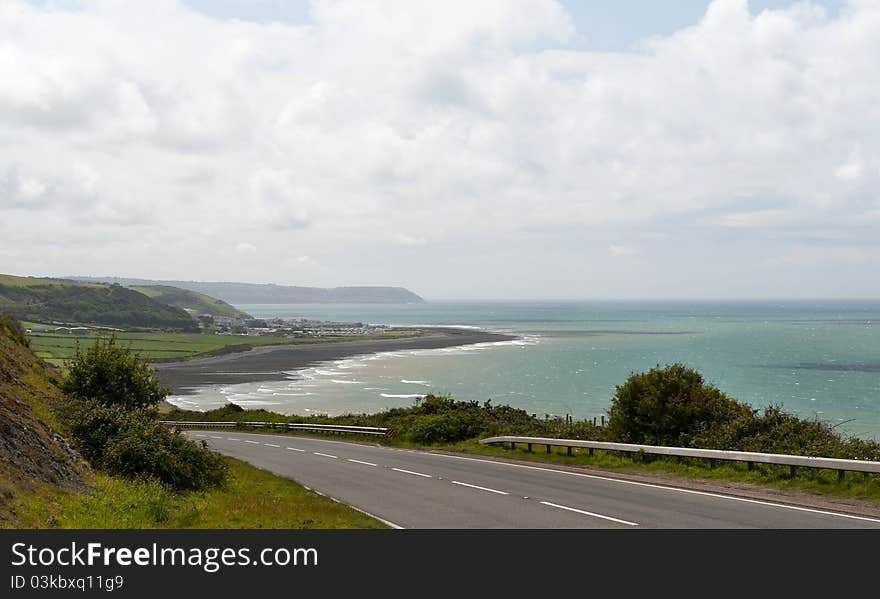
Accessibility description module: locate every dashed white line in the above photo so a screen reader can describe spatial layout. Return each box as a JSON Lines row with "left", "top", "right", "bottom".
{"left": 226, "top": 438, "right": 240, "bottom": 441}
{"left": 287, "top": 447, "right": 305, "bottom": 452}
{"left": 428, "top": 452, "right": 880, "bottom": 525}
{"left": 348, "top": 459, "right": 378, "bottom": 466}
{"left": 451, "top": 481, "right": 509, "bottom": 495}
{"left": 314, "top": 452, "right": 338, "bottom": 459}
{"left": 391, "top": 467, "right": 432, "bottom": 478}
{"left": 540, "top": 501, "right": 638, "bottom": 526}
{"left": 264, "top": 443, "right": 280, "bottom": 448}
{"left": 244, "top": 440, "right": 260, "bottom": 444}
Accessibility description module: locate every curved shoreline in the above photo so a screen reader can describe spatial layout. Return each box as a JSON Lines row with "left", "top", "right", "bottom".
{"left": 153, "top": 327, "right": 516, "bottom": 395}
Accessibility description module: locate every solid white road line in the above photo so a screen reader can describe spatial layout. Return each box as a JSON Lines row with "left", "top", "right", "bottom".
{"left": 391, "top": 467, "right": 432, "bottom": 478}
{"left": 540, "top": 501, "right": 639, "bottom": 526}
{"left": 264, "top": 443, "right": 281, "bottom": 448}
{"left": 347, "top": 459, "right": 378, "bottom": 466}
{"left": 314, "top": 452, "right": 338, "bottom": 459}
{"left": 451, "top": 481, "right": 509, "bottom": 495}
{"left": 287, "top": 447, "right": 305, "bottom": 452}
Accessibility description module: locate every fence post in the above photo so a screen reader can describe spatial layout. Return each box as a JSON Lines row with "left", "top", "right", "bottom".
{"left": 601, "top": 415, "right": 605, "bottom": 427}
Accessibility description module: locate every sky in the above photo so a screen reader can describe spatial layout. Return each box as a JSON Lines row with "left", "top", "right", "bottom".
{"left": 1, "top": 0, "right": 877, "bottom": 300}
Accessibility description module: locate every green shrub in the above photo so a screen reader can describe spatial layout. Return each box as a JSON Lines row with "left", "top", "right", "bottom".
{"left": 405, "top": 411, "right": 489, "bottom": 445}
{"left": 57, "top": 336, "right": 227, "bottom": 491}
{"left": 61, "top": 336, "right": 168, "bottom": 410}
{"left": 605, "top": 363, "right": 752, "bottom": 446}
{"left": 101, "top": 418, "right": 228, "bottom": 491}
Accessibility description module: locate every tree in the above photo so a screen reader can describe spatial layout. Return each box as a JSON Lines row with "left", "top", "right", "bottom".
{"left": 605, "top": 363, "right": 751, "bottom": 447}
{"left": 61, "top": 336, "right": 168, "bottom": 410}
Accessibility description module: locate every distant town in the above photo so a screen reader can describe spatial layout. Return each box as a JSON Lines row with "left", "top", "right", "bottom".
{"left": 26, "top": 314, "right": 392, "bottom": 338}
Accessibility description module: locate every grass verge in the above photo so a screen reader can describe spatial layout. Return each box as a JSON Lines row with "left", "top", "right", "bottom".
{"left": 8, "top": 456, "right": 387, "bottom": 529}
{"left": 442, "top": 439, "right": 880, "bottom": 503}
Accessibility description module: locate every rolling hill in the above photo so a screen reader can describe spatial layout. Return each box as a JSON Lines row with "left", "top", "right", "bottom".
{"left": 72, "top": 277, "right": 426, "bottom": 304}
{"left": 0, "top": 274, "right": 197, "bottom": 331}
{"left": 128, "top": 285, "right": 251, "bottom": 319}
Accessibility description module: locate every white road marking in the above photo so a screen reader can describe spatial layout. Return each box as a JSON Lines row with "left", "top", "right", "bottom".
{"left": 227, "top": 438, "right": 240, "bottom": 441}
{"left": 451, "top": 481, "right": 509, "bottom": 495}
{"left": 391, "top": 467, "right": 432, "bottom": 478}
{"left": 314, "top": 452, "right": 338, "bottom": 459}
{"left": 287, "top": 447, "right": 305, "bottom": 452}
{"left": 210, "top": 436, "right": 224, "bottom": 439}
{"left": 264, "top": 443, "right": 280, "bottom": 448}
{"left": 429, "top": 453, "right": 880, "bottom": 525}
{"left": 244, "top": 440, "right": 260, "bottom": 444}
{"left": 348, "top": 459, "right": 377, "bottom": 466}
{"left": 190, "top": 430, "right": 880, "bottom": 525}
{"left": 540, "top": 501, "right": 639, "bottom": 526}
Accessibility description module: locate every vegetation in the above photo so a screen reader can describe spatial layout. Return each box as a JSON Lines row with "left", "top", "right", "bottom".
{"left": 0, "top": 313, "right": 386, "bottom": 528}
{"left": 605, "top": 364, "right": 880, "bottom": 461}
{"left": 28, "top": 328, "right": 425, "bottom": 368}
{"left": 129, "top": 285, "right": 251, "bottom": 319}
{"left": 56, "top": 337, "right": 228, "bottom": 491}
{"left": 14, "top": 458, "right": 386, "bottom": 529}
{"left": 0, "top": 274, "right": 196, "bottom": 331}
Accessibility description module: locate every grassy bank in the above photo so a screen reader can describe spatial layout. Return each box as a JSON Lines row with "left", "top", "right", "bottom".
{"left": 10, "top": 456, "right": 386, "bottom": 529}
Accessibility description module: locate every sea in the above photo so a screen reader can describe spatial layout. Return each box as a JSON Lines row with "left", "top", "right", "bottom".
{"left": 166, "top": 301, "right": 880, "bottom": 440}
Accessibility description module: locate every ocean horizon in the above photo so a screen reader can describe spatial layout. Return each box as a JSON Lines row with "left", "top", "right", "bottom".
{"left": 166, "top": 300, "right": 880, "bottom": 440}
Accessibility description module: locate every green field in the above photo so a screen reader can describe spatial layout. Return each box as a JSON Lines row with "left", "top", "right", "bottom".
{"left": 27, "top": 329, "right": 423, "bottom": 367}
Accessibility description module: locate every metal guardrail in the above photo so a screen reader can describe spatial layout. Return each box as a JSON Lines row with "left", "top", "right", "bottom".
{"left": 161, "top": 421, "right": 390, "bottom": 437}
{"left": 480, "top": 435, "right": 880, "bottom": 481}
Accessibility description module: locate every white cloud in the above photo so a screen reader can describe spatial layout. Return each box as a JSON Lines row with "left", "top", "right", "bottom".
{"left": 1, "top": 0, "right": 879, "bottom": 297}
{"left": 235, "top": 242, "right": 257, "bottom": 254}
{"left": 608, "top": 244, "right": 638, "bottom": 257}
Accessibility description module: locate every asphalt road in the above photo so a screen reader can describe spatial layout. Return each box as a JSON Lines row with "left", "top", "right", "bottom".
{"left": 186, "top": 430, "right": 880, "bottom": 529}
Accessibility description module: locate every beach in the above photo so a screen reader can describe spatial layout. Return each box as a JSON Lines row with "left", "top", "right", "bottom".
{"left": 153, "top": 327, "right": 514, "bottom": 395}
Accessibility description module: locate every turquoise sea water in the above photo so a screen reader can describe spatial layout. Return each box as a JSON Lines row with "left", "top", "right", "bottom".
{"left": 167, "top": 301, "right": 880, "bottom": 440}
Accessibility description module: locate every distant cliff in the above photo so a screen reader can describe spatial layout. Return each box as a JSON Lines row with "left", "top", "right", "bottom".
{"left": 71, "top": 277, "right": 426, "bottom": 304}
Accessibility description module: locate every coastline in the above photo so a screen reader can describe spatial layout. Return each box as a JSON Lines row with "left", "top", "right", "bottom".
{"left": 153, "top": 327, "right": 515, "bottom": 396}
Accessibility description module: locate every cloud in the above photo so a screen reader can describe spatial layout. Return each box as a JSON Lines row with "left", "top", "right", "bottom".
{"left": 608, "top": 244, "right": 638, "bottom": 257}
{"left": 1, "top": 0, "right": 879, "bottom": 297}
{"left": 235, "top": 242, "right": 257, "bottom": 254}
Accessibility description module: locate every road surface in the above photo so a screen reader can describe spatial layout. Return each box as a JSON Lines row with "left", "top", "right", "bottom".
{"left": 186, "top": 430, "right": 880, "bottom": 529}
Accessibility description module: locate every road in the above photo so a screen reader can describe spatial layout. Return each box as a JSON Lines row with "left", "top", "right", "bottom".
{"left": 186, "top": 430, "right": 880, "bottom": 529}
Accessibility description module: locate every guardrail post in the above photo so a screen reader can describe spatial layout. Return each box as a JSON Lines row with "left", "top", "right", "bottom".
{"left": 567, "top": 446, "right": 572, "bottom": 456}
{"left": 747, "top": 462, "right": 754, "bottom": 471}
{"left": 510, "top": 442, "right": 516, "bottom": 450}
{"left": 790, "top": 465, "right": 797, "bottom": 478}
{"left": 546, "top": 444, "right": 551, "bottom": 454}
{"left": 589, "top": 448, "right": 594, "bottom": 457}
{"left": 527, "top": 443, "right": 532, "bottom": 453}
{"left": 838, "top": 470, "right": 845, "bottom": 483}
{"left": 709, "top": 459, "right": 716, "bottom": 469}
